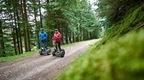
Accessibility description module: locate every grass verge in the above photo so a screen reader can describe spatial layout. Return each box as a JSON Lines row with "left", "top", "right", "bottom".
{"left": 58, "top": 30, "right": 144, "bottom": 80}
{"left": 0, "top": 50, "right": 37, "bottom": 63}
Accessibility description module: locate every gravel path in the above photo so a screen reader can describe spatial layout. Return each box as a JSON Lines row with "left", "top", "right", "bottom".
{"left": 0, "top": 39, "right": 99, "bottom": 80}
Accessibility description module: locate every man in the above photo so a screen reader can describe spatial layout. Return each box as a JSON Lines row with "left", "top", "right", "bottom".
{"left": 39, "top": 28, "right": 48, "bottom": 49}
{"left": 52, "top": 29, "right": 62, "bottom": 51}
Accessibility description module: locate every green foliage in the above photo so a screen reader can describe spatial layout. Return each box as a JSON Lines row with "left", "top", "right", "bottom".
{"left": 64, "top": 0, "right": 98, "bottom": 30}
{"left": 97, "top": 0, "right": 144, "bottom": 24}
{"left": 59, "top": 30, "right": 144, "bottom": 80}
{"left": 102, "top": 5, "right": 144, "bottom": 44}
{"left": 0, "top": 0, "right": 100, "bottom": 57}
{"left": 45, "top": 0, "right": 99, "bottom": 36}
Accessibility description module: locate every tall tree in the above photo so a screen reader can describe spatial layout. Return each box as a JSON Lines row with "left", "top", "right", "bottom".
{"left": 0, "top": 20, "right": 5, "bottom": 56}
{"left": 21, "top": 0, "right": 31, "bottom": 51}
{"left": 12, "top": 0, "right": 23, "bottom": 54}
{"left": 38, "top": 0, "right": 43, "bottom": 28}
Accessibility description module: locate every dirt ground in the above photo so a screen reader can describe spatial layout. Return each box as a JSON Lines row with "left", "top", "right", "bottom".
{"left": 0, "top": 39, "right": 99, "bottom": 80}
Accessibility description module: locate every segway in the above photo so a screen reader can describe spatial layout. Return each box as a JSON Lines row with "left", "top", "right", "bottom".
{"left": 52, "top": 44, "right": 65, "bottom": 57}
{"left": 39, "top": 47, "right": 51, "bottom": 56}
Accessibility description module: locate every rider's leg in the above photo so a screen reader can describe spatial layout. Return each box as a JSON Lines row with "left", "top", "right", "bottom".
{"left": 40, "top": 40, "right": 44, "bottom": 48}
{"left": 44, "top": 40, "right": 48, "bottom": 49}
{"left": 55, "top": 43, "right": 58, "bottom": 51}
{"left": 58, "top": 42, "right": 61, "bottom": 51}
{"left": 40, "top": 40, "right": 45, "bottom": 52}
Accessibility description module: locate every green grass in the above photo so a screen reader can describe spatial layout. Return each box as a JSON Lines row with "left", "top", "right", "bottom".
{"left": 58, "top": 30, "right": 144, "bottom": 80}
{"left": 0, "top": 50, "right": 36, "bottom": 63}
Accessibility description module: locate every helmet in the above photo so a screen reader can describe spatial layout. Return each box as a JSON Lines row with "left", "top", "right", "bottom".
{"left": 55, "top": 29, "right": 58, "bottom": 31}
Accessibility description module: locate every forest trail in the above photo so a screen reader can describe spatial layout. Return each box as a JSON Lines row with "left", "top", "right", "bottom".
{"left": 0, "top": 39, "right": 100, "bottom": 80}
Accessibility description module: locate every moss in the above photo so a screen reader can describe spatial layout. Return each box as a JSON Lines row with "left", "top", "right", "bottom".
{"left": 59, "top": 30, "right": 144, "bottom": 80}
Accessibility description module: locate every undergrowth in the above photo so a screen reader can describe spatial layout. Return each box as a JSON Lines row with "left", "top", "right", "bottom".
{"left": 59, "top": 29, "right": 144, "bottom": 80}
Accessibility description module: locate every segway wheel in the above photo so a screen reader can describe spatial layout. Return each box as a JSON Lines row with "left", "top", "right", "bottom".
{"left": 60, "top": 49, "right": 65, "bottom": 57}
{"left": 52, "top": 50, "right": 56, "bottom": 56}
{"left": 39, "top": 51, "right": 43, "bottom": 55}
{"left": 52, "top": 49, "right": 57, "bottom": 56}
{"left": 47, "top": 49, "right": 51, "bottom": 55}
{"left": 52, "top": 52, "right": 55, "bottom": 56}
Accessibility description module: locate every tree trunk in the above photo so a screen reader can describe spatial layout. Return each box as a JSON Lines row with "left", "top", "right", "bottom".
{"left": 21, "top": 0, "right": 31, "bottom": 51}
{"left": 38, "top": 0, "right": 43, "bottom": 28}
{"left": 16, "top": 0, "right": 23, "bottom": 53}
{"left": 65, "top": 27, "right": 68, "bottom": 44}
{"left": 76, "top": 26, "right": 79, "bottom": 42}
{"left": 90, "top": 32, "right": 92, "bottom": 39}
{"left": 69, "top": 30, "right": 72, "bottom": 43}
{"left": 72, "top": 32, "right": 75, "bottom": 42}
{"left": 12, "top": 0, "right": 21, "bottom": 54}
{"left": 59, "top": 27, "right": 64, "bottom": 44}
{"left": 83, "top": 28, "right": 86, "bottom": 40}
{"left": 12, "top": 28, "right": 18, "bottom": 55}
{"left": 49, "top": 32, "right": 53, "bottom": 46}
{"left": 20, "top": 0, "right": 28, "bottom": 51}
{"left": 86, "top": 30, "right": 89, "bottom": 40}
{"left": 14, "top": 12, "right": 21, "bottom": 54}
{"left": 19, "top": 26, "right": 23, "bottom": 53}
{"left": 79, "top": 26, "right": 82, "bottom": 41}
{"left": 32, "top": 0, "right": 40, "bottom": 49}
{"left": 0, "top": 21, "right": 5, "bottom": 57}
{"left": 88, "top": 31, "right": 90, "bottom": 40}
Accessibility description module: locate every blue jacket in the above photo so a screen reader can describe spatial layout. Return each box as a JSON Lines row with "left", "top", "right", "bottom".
{"left": 39, "top": 31, "right": 48, "bottom": 41}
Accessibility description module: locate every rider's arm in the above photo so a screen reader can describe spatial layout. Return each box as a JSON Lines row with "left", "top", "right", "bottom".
{"left": 45, "top": 32, "right": 48, "bottom": 40}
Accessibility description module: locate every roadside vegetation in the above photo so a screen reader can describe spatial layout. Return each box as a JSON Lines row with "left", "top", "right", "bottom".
{"left": 59, "top": 0, "right": 144, "bottom": 80}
